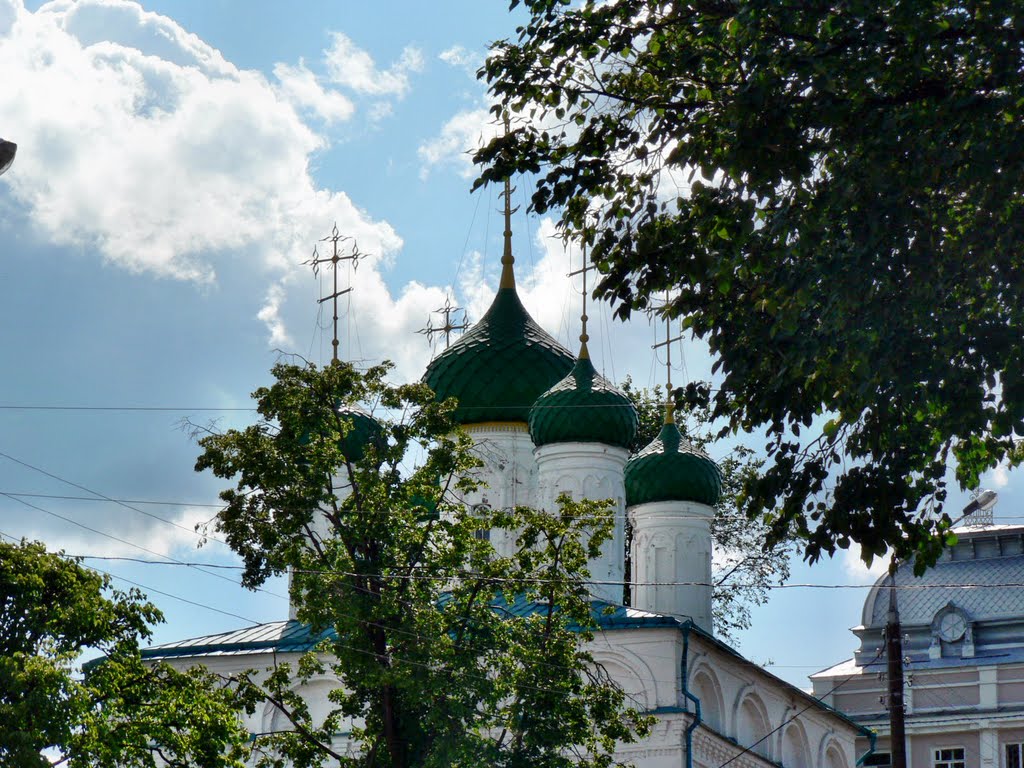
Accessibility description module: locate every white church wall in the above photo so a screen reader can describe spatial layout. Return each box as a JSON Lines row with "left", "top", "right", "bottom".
{"left": 461, "top": 423, "right": 538, "bottom": 559}
{"left": 630, "top": 499, "right": 714, "bottom": 632}
{"left": 535, "top": 441, "right": 629, "bottom": 604}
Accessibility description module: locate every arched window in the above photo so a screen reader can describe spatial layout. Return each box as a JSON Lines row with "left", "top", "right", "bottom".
{"left": 472, "top": 503, "right": 491, "bottom": 541}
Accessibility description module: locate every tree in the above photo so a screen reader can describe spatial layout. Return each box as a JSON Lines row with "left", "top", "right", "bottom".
{"left": 195, "top": 360, "right": 649, "bottom": 768}
{"left": 476, "top": 0, "right": 1024, "bottom": 571}
{"left": 620, "top": 378, "right": 791, "bottom": 643}
{"left": 0, "top": 539, "right": 252, "bottom": 768}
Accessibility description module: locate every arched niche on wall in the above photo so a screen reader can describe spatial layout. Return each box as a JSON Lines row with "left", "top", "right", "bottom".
{"left": 690, "top": 664, "right": 725, "bottom": 734}
{"left": 733, "top": 689, "right": 772, "bottom": 760}
{"left": 266, "top": 677, "right": 344, "bottom": 734}
{"left": 779, "top": 718, "right": 811, "bottom": 768}
{"left": 591, "top": 650, "right": 653, "bottom": 712}
{"left": 818, "top": 736, "right": 850, "bottom": 768}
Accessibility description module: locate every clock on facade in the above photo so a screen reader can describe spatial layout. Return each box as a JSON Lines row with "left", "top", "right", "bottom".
{"left": 938, "top": 612, "right": 967, "bottom": 642}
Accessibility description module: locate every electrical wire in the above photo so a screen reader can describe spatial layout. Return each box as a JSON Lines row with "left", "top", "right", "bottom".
{"left": 716, "top": 647, "right": 885, "bottom": 768}
{"left": 0, "top": 529, "right": 263, "bottom": 625}
{"left": 0, "top": 492, "right": 285, "bottom": 600}
{"left": 31, "top": 553, "right": 1024, "bottom": 593}
{"left": 0, "top": 449, "right": 227, "bottom": 545}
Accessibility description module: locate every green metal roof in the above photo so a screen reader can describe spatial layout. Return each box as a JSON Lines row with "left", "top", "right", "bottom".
{"left": 624, "top": 422, "right": 722, "bottom": 506}
{"left": 137, "top": 597, "right": 679, "bottom": 662}
{"left": 422, "top": 287, "right": 574, "bottom": 424}
{"left": 528, "top": 355, "right": 638, "bottom": 448}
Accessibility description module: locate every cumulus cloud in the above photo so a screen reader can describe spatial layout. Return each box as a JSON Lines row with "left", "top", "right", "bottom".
{"left": 0, "top": 0, "right": 401, "bottom": 287}
{"left": 439, "top": 44, "right": 483, "bottom": 77}
{"left": 841, "top": 544, "right": 891, "bottom": 585}
{"left": 274, "top": 60, "right": 355, "bottom": 124}
{"left": 989, "top": 463, "right": 1011, "bottom": 489}
{"left": 0, "top": 0, "right": 691, "bottom": 390}
{"left": 418, "top": 106, "right": 497, "bottom": 179}
{"left": 324, "top": 31, "right": 423, "bottom": 97}
{"left": 10, "top": 501, "right": 231, "bottom": 561}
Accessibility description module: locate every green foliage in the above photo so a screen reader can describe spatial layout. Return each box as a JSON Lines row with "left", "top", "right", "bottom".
{"left": 620, "top": 378, "right": 791, "bottom": 643}
{"left": 197, "top": 361, "right": 649, "bottom": 768}
{"left": 0, "top": 539, "right": 251, "bottom": 767}
{"left": 478, "top": 0, "right": 1024, "bottom": 570}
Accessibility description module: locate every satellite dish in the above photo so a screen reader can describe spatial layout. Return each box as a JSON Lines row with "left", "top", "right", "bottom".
{"left": 0, "top": 139, "right": 17, "bottom": 176}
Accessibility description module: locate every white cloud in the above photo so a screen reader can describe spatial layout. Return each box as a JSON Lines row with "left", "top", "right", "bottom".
{"left": 989, "top": 463, "right": 1011, "bottom": 489}
{"left": 841, "top": 544, "right": 891, "bottom": 585}
{"left": 324, "top": 31, "right": 423, "bottom": 97}
{"left": 439, "top": 44, "right": 482, "bottom": 77}
{"left": 273, "top": 60, "right": 355, "bottom": 124}
{"left": 0, "top": 0, "right": 694, "bottom": 391}
{"left": 0, "top": 0, "right": 410, "bottom": 349}
{"left": 418, "top": 106, "right": 496, "bottom": 179}
{"left": 0, "top": 0, "right": 401, "bottom": 286}
{"left": 12, "top": 503, "right": 232, "bottom": 561}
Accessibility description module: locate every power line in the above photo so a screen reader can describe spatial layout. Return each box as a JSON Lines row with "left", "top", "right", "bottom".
{"left": 716, "top": 647, "right": 885, "bottom": 768}
{"left": 0, "top": 529, "right": 263, "bottom": 625}
{"left": 0, "top": 405, "right": 257, "bottom": 411}
{"left": 0, "top": 449, "right": 224, "bottom": 543}
{"left": 44, "top": 553, "right": 1024, "bottom": 592}
{"left": 0, "top": 488, "right": 286, "bottom": 601}
{"left": 0, "top": 491, "right": 222, "bottom": 508}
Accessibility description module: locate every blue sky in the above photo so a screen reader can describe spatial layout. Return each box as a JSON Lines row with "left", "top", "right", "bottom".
{"left": 1, "top": 0, "right": 1018, "bottom": 690}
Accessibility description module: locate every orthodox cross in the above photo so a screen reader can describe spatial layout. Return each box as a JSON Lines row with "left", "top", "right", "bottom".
{"left": 567, "top": 229, "right": 596, "bottom": 357}
{"left": 651, "top": 292, "right": 684, "bottom": 419}
{"left": 419, "top": 296, "right": 470, "bottom": 349}
{"left": 306, "top": 224, "right": 364, "bottom": 362}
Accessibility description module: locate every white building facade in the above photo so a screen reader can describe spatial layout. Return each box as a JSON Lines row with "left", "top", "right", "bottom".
{"left": 813, "top": 518, "right": 1024, "bottom": 768}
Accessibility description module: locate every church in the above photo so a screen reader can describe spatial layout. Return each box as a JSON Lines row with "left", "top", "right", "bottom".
{"left": 144, "top": 199, "right": 868, "bottom": 767}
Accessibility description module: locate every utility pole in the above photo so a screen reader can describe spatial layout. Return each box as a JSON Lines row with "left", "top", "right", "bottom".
{"left": 886, "top": 570, "right": 908, "bottom": 768}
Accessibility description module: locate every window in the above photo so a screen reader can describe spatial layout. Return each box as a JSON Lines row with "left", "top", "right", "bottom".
{"left": 1007, "top": 743, "right": 1024, "bottom": 768}
{"left": 472, "top": 504, "right": 490, "bottom": 541}
{"left": 934, "top": 747, "right": 965, "bottom": 768}
{"left": 864, "top": 753, "right": 891, "bottom": 767}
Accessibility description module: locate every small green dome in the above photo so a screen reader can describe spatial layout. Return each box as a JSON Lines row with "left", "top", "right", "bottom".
{"left": 625, "top": 422, "right": 722, "bottom": 506}
{"left": 423, "top": 287, "right": 575, "bottom": 424}
{"left": 298, "top": 403, "right": 384, "bottom": 463}
{"left": 334, "top": 404, "right": 385, "bottom": 462}
{"left": 528, "top": 355, "right": 638, "bottom": 448}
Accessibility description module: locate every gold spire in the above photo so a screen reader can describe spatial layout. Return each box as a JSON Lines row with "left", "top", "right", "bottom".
{"left": 499, "top": 175, "right": 516, "bottom": 290}
{"left": 498, "top": 113, "right": 517, "bottom": 291}
{"left": 651, "top": 291, "right": 683, "bottom": 424}
{"left": 578, "top": 232, "right": 591, "bottom": 359}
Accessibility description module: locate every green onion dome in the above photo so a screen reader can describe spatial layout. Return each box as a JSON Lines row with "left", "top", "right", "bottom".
{"left": 528, "top": 354, "right": 638, "bottom": 448}
{"left": 334, "top": 403, "right": 385, "bottom": 462}
{"left": 422, "top": 287, "right": 574, "bottom": 424}
{"left": 624, "top": 419, "right": 722, "bottom": 506}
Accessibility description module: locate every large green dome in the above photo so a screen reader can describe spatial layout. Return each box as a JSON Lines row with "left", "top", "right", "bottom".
{"left": 422, "top": 287, "right": 574, "bottom": 424}
{"left": 625, "top": 421, "right": 722, "bottom": 506}
{"left": 528, "top": 354, "right": 638, "bottom": 448}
